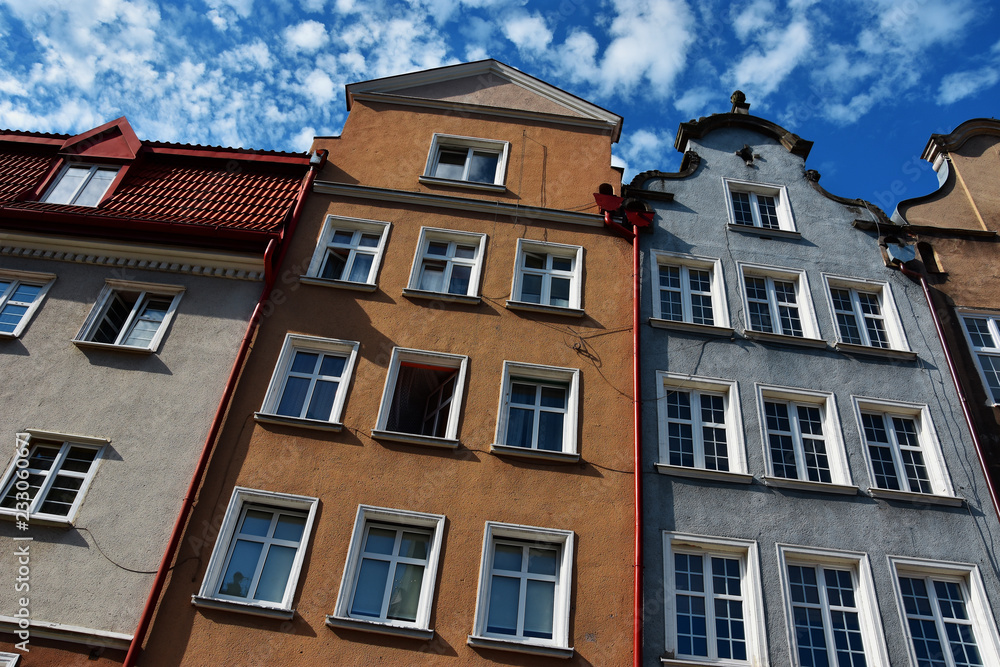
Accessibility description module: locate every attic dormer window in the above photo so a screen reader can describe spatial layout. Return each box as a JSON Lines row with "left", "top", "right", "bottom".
{"left": 420, "top": 134, "right": 509, "bottom": 191}
{"left": 42, "top": 164, "right": 119, "bottom": 207}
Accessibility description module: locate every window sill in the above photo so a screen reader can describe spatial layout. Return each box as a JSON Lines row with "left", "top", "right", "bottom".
{"left": 743, "top": 330, "right": 827, "bottom": 349}
{"left": 325, "top": 614, "right": 434, "bottom": 640}
{"left": 505, "top": 300, "right": 585, "bottom": 318}
{"left": 419, "top": 175, "right": 507, "bottom": 193}
{"left": 869, "top": 488, "right": 964, "bottom": 507}
{"left": 401, "top": 288, "right": 481, "bottom": 305}
{"left": 467, "top": 635, "right": 573, "bottom": 659}
{"left": 655, "top": 464, "right": 753, "bottom": 484}
{"left": 371, "top": 429, "right": 460, "bottom": 450}
{"left": 299, "top": 276, "right": 378, "bottom": 292}
{"left": 72, "top": 339, "right": 154, "bottom": 354}
{"left": 763, "top": 476, "right": 859, "bottom": 496}
{"left": 490, "top": 443, "right": 580, "bottom": 464}
{"left": 648, "top": 318, "right": 734, "bottom": 337}
{"left": 191, "top": 595, "right": 294, "bottom": 619}
{"left": 727, "top": 223, "right": 801, "bottom": 239}
{"left": 834, "top": 342, "right": 918, "bottom": 361}
{"left": 0, "top": 332, "right": 19, "bottom": 339}
{"left": 254, "top": 412, "right": 343, "bottom": 432}
{"left": 0, "top": 511, "right": 75, "bottom": 528}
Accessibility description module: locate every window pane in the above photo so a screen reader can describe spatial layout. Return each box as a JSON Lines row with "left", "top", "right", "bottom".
{"left": 756, "top": 194, "right": 779, "bottom": 229}
{"left": 61, "top": 446, "right": 98, "bottom": 473}
{"left": 365, "top": 527, "right": 397, "bottom": 555}
{"left": 305, "top": 380, "right": 339, "bottom": 421}
{"left": 254, "top": 544, "right": 296, "bottom": 602}
{"left": 418, "top": 262, "right": 445, "bottom": 292}
{"left": 731, "top": 191, "right": 753, "bottom": 226}
{"left": 434, "top": 149, "right": 466, "bottom": 180}
{"left": 550, "top": 277, "right": 571, "bottom": 307}
{"left": 506, "top": 407, "right": 533, "bottom": 448}
{"left": 321, "top": 248, "right": 348, "bottom": 279}
{"left": 493, "top": 544, "right": 522, "bottom": 571}
{"left": 528, "top": 547, "right": 558, "bottom": 575}
{"left": 241, "top": 509, "right": 273, "bottom": 536}
{"left": 37, "top": 474, "right": 83, "bottom": 515}
{"left": 448, "top": 264, "right": 471, "bottom": 295}
{"left": 387, "top": 563, "right": 425, "bottom": 621}
{"left": 93, "top": 293, "right": 133, "bottom": 344}
{"left": 524, "top": 579, "right": 555, "bottom": 638}
{"left": 273, "top": 514, "right": 306, "bottom": 542}
{"left": 400, "top": 531, "right": 430, "bottom": 560}
{"left": 43, "top": 166, "right": 90, "bottom": 204}
{"left": 347, "top": 253, "right": 374, "bottom": 282}
{"left": 520, "top": 274, "right": 543, "bottom": 303}
{"left": 73, "top": 168, "right": 117, "bottom": 207}
{"left": 486, "top": 575, "right": 520, "bottom": 635}
{"left": 276, "top": 376, "right": 310, "bottom": 417}
{"left": 467, "top": 151, "right": 499, "bottom": 183}
{"left": 537, "top": 411, "right": 564, "bottom": 451}
{"left": 524, "top": 253, "right": 545, "bottom": 269}
{"left": 352, "top": 558, "right": 391, "bottom": 617}
{"left": 219, "top": 540, "right": 264, "bottom": 598}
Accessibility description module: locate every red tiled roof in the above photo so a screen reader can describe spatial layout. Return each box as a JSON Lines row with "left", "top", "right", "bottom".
{"left": 0, "top": 147, "right": 55, "bottom": 200}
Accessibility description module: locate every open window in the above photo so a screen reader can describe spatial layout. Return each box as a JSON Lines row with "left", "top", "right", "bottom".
{"left": 302, "top": 215, "right": 390, "bottom": 291}
{"left": 74, "top": 279, "right": 184, "bottom": 352}
{"left": 420, "top": 134, "right": 510, "bottom": 190}
{"left": 372, "top": 347, "right": 469, "bottom": 448}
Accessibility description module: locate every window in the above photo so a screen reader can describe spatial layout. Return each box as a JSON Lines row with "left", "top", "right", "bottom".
{"left": 823, "top": 275, "right": 910, "bottom": 356}
{"left": 74, "top": 279, "right": 183, "bottom": 352}
{"left": 0, "top": 652, "right": 21, "bottom": 667}
{"left": 0, "top": 270, "right": 55, "bottom": 337}
{"left": 507, "top": 239, "right": 583, "bottom": 314}
{"left": 469, "top": 522, "right": 574, "bottom": 658}
{"left": 738, "top": 264, "right": 820, "bottom": 343}
{"left": 193, "top": 487, "right": 318, "bottom": 618}
{"left": 328, "top": 505, "right": 445, "bottom": 639}
{"left": 889, "top": 558, "right": 1000, "bottom": 667}
{"left": 663, "top": 533, "right": 767, "bottom": 665}
{"left": 0, "top": 430, "right": 107, "bottom": 525}
{"left": 723, "top": 178, "right": 795, "bottom": 232}
{"left": 778, "top": 545, "right": 888, "bottom": 667}
{"left": 651, "top": 251, "right": 730, "bottom": 332}
{"left": 404, "top": 228, "right": 487, "bottom": 302}
{"left": 373, "top": 347, "right": 469, "bottom": 448}
{"left": 256, "top": 334, "right": 359, "bottom": 431}
{"left": 757, "top": 385, "right": 855, "bottom": 494}
{"left": 655, "top": 372, "right": 750, "bottom": 482}
{"left": 959, "top": 313, "right": 1000, "bottom": 405}
{"left": 421, "top": 134, "right": 510, "bottom": 188}
{"left": 42, "top": 164, "right": 119, "bottom": 207}
{"left": 303, "top": 215, "right": 390, "bottom": 290}
{"left": 852, "top": 397, "right": 957, "bottom": 504}
{"left": 492, "top": 361, "right": 580, "bottom": 461}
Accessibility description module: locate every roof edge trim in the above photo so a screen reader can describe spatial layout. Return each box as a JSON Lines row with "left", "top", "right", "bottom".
{"left": 675, "top": 113, "right": 813, "bottom": 158}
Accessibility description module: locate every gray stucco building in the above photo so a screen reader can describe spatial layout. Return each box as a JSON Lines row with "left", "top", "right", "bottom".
{"left": 626, "top": 97, "right": 1000, "bottom": 666}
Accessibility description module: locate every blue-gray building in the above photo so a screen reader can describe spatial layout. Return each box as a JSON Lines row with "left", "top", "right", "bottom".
{"left": 626, "top": 95, "right": 1000, "bottom": 666}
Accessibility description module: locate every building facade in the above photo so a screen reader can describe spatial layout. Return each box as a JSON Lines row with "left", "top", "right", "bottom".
{"left": 625, "top": 98, "right": 1000, "bottom": 666}
{"left": 0, "top": 117, "right": 312, "bottom": 665}
{"left": 893, "top": 118, "right": 1000, "bottom": 500}
{"left": 139, "top": 60, "right": 636, "bottom": 665}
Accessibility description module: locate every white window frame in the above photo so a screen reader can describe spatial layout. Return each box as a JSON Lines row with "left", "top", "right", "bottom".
{"left": 957, "top": 311, "right": 1000, "bottom": 406}
{"left": 650, "top": 250, "right": 731, "bottom": 334}
{"left": 492, "top": 361, "right": 580, "bottom": 462}
{"left": 421, "top": 133, "right": 510, "bottom": 190}
{"left": 372, "top": 347, "right": 469, "bottom": 449}
{"left": 507, "top": 239, "right": 584, "bottom": 316}
{"left": 74, "top": 279, "right": 184, "bottom": 353}
{"left": 0, "top": 652, "right": 21, "bottom": 667}
{"left": 0, "top": 430, "right": 108, "bottom": 526}
{"left": 777, "top": 544, "right": 889, "bottom": 667}
{"left": 468, "top": 521, "right": 574, "bottom": 659}
{"left": 403, "top": 227, "right": 487, "bottom": 303}
{"left": 822, "top": 274, "right": 911, "bottom": 357}
{"left": 193, "top": 487, "right": 318, "bottom": 619}
{"left": 302, "top": 215, "right": 390, "bottom": 291}
{"left": 662, "top": 532, "right": 767, "bottom": 666}
{"left": 327, "top": 505, "right": 446, "bottom": 639}
{"left": 41, "top": 163, "right": 119, "bottom": 207}
{"left": 723, "top": 178, "right": 796, "bottom": 233}
{"left": 737, "top": 263, "right": 823, "bottom": 345}
{"left": 256, "top": 334, "right": 360, "bottom": 432}
{"left": 888, "top": 556, "right": 1000, "bottom": 667}
{"left": 0, "top": 269, "right": 56, "bottom": 338}
{"left": 655, "top": 372, "right": 751, "bottom": 483}
{"left": 851, "top": 396, "right": 959, "bottom": 505}
{"left": 756, "top": 385, "right": 856, "bottom": 494}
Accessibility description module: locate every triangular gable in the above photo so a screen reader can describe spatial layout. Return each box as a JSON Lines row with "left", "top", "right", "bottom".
{"left": 346, "top": 60, "right": 623, "bottom": 141}
{"left": 60, "top": 117, "right": 142, "bottom": 160}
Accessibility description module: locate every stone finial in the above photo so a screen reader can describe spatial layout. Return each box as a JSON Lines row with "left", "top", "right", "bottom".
{"left": 730, "top": 90, "right": 750, "bottom": 114}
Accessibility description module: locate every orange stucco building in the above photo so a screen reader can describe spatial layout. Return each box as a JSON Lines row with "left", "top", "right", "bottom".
{"left": 137, "top": 60, "right": 635, "bottom": 665}
{"left": 892, "top": 118, "right": 1000, "bottom": 499}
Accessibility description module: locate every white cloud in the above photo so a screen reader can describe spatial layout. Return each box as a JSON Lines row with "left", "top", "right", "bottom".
{"left": 220, "top": 40, "right": 272, "bottom": 72}
{"left": 206, "top": 9, "right": 228, "bottom": 31}
{"left": 937, "top": 66, "right": 1000, "bottom": 104}
{"left": 300, "top": 0, "right": 325, "bottom": 11}
{"left": 290, "top": 125, "right": 316, "bottom": 151}
{"left": 205, "top": 0, "right": 253, "bottom": 19}
{"left": 730, "top": 20, "right": 811, "bottom": 97}
{"left": 303, "top": 68, "right": 337, "bottom": 104}
{"left": 674, "top": 87, "right": 718, "bottom": 118}
{"left": 731, "top": 0, "right": 774, "bottom": 41}
{"left": 502, "top": 14, "right": 552, "bottom": 54}
{"left": 284, "top": 20, "right": 327, "bottom": 53}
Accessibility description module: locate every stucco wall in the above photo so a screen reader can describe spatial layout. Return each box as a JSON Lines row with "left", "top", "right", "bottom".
{"left": 637, "top": 127, "right": 1000, "bottom": 664}
{"left": 0, "top": 255, "right": 260, "bottom": 643}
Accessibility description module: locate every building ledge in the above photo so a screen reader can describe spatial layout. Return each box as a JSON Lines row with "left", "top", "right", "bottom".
{"left": 0, "top": 511, "right": 74, "bottom": 528}
{"left": 834, "top": 342, "right": 918, "bottom": 361}
{"left": 505, "top": 300, "right": 585, "bottom": 318}
{"left": 744, "top": 330, "right": 827, "bottom": 349}
{"left": 648, "top": 318, "right": 733, "bottom": 337}
{"left": 371, "top": 429, "right": 460, "bottom": 450}
{"left": 401, "top": 288, "right": 481, "bottom": 305}
{"left": 655, "top": 464, "right": 753, "bottom": 484}
{"left": 191, "top": 595, "right": 294, "bottom": 620}
{"left": 490, "top": 443, "right": 580, "bottom": 463}
{"left": 763, "top": 476, "right": 859, "bottom": 496}
{"left": 72, "top": 339, "right": 154, "bottom": 354}
{"left": 0, "top": 615, "right": 132, "bottom": 651}
{"left": 254, "top": 412, "right": 343, "bottom": 432}
{"left": 727, "top": 223, "right": 801, "bottom": 240}
{"left": 467, "top": 635, "right": 573, "bottom": 659}
{"left": 869, "top": 488, "right": 964, "bottom": 507}
{"left": 298, "top": 276, "right": 378, "bottom": 292}
{"left": 325, "top": 615, "right": 434, "bottom": 640}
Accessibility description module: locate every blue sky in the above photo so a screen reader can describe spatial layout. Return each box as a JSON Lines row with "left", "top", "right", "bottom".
{"left": 1, "top": 0, "right": 997, "bottom": 214}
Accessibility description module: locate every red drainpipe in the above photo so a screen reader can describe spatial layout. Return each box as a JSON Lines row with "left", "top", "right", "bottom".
{"left": 898, "top": 262, "right": 1000, "bottom": 522}
{"left": 122, "top": 156, "right": 321, "bottom": 666}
